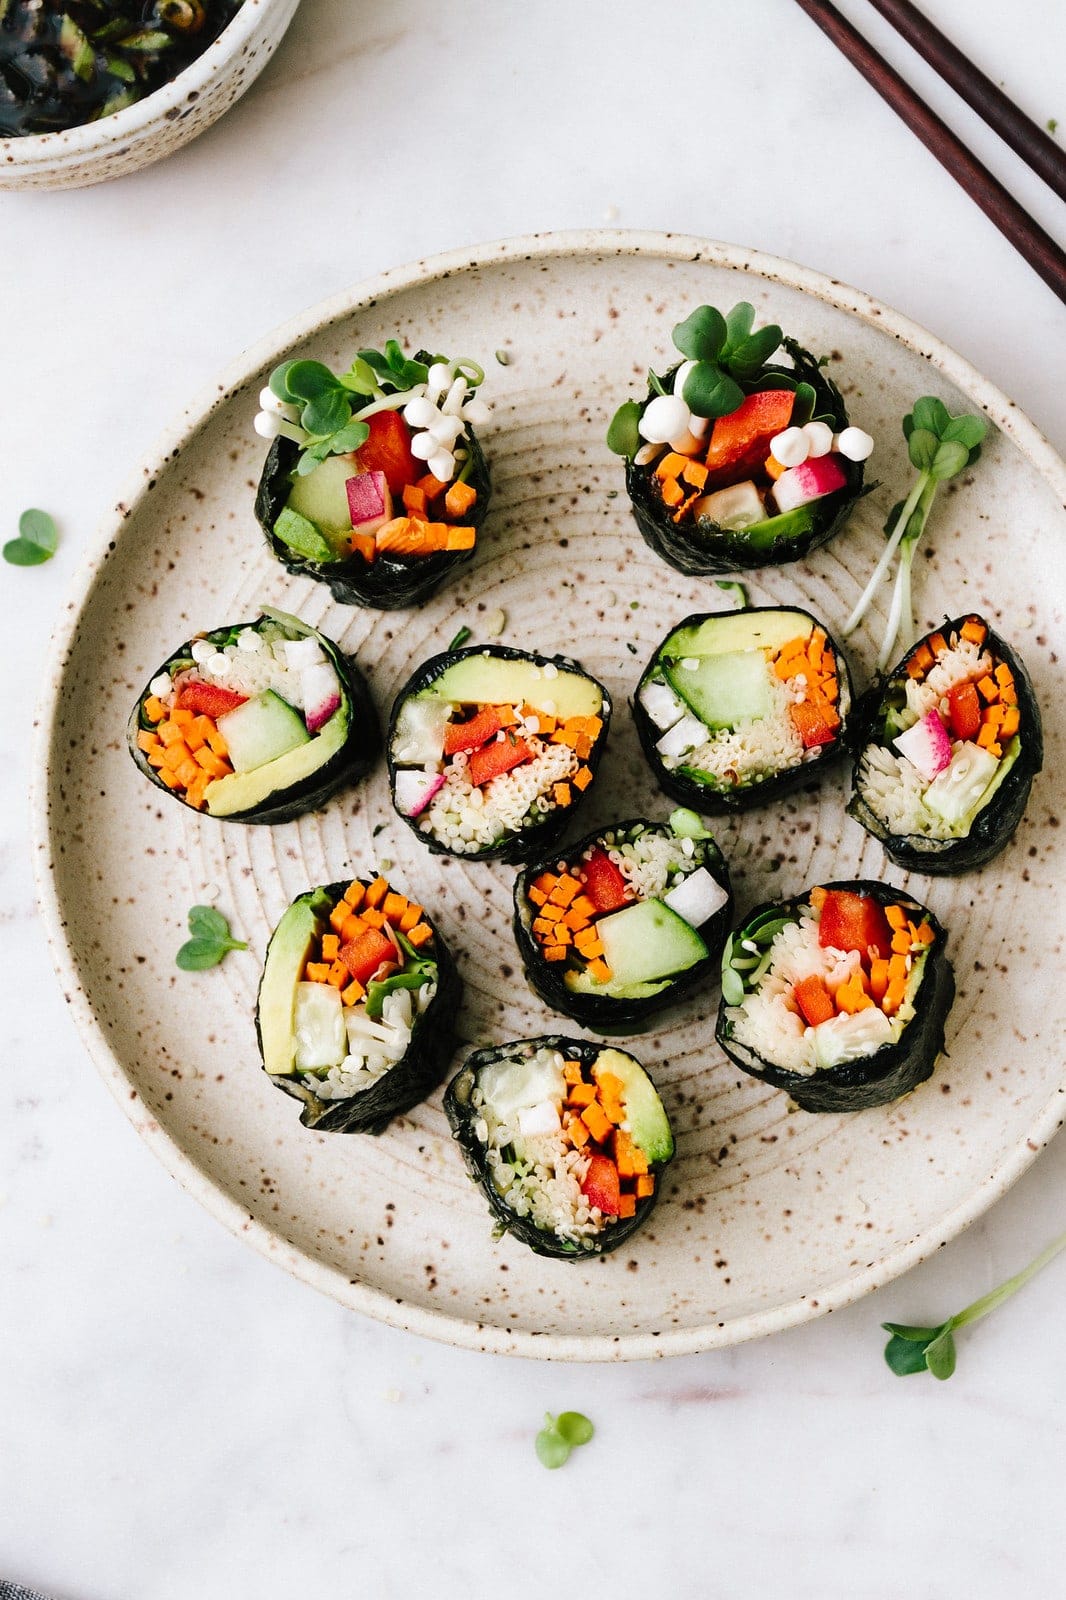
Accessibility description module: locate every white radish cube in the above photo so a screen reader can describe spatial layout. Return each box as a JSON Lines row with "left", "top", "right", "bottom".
{"left": 394, "top": 768, "right": 446, "bottom": 817}
{"left": 301, "top": 662, "right": 342, "bottom": 733}
{"left": 293, "top": 982, "right": 346, "bottom": 1071}
{"left": 346, "top": 470, "right": 392, "bottom": 533}
{"left": 392, "top": 698, "right": 450, "bottom": 764}
{"left": 640, "top": 680, "right": 687, "bottom": 731}
{"left": 692, "top": 480, "right": 766, "bottom": 530}
{"left": 518, "top": 1100, "right": 562, "bottom": 1138}
{"left": 923, "top": 741, "right": 1000, "bottom": 825}
{"left": 771, "top": 455, "right": 848, "bottom": 513}
{"left": 892, "top": 709, "right": 952, "bottom": 782}
{"left": 655, "top": 713, "right": 707, "bottom": 763}
{"left": 282, "top": 636, "right": 326, "bottom": 672}
{"left": 662, "top": 866, "right": 729, "bottom": 929}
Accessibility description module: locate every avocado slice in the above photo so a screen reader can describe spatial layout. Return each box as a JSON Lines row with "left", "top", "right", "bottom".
{"left": 666, "top": 608, "right": 812, "bottom": 661}
{"left": 205, "top": 707, "right": 348, "bottom": 817}
{"left": 258, "top": 891, "right": 330, "bottom": 1077}
{"left": 419, "top": 655, "right": 602, "bottom": 720}
{"left": 564, "top": 969, "right": 671, "bottom": 1002}
{"left": 595, "top": 1047, "right": 674, "bottom": 1164}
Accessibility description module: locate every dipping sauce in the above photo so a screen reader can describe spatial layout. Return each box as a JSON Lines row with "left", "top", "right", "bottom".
{"left": 0, "top": 1, "right": 243, "bottom": 137}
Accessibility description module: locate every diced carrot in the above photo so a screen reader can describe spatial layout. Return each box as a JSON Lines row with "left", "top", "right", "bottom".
{"left": 193, "top": 746, "right": 230, "bottom": 778}
{"left": 399, "top": 903, "right": 423, "bottom": 932}
{"left": 960, "top": 618, "right": 987, "bottom": 645}
{"left": 583, "top": 1101, "right": 612, "bottom": 1144}
{"left": 185, "top": 776, "right": 209, "bottom": 810}
{"left": 161, "top": 740, "right": 191, "bottom": 771}
{"left": 543, "top": 943, "right": 568, "bottom": 962}
{"left": 341, "top": 980, "right": 365, "bottom": 1007}
{"left": 809, "top": 886, "right": 828, "bottom": 910}
{"left": 539, "top": 902, "right": 563, "bottom": 923}
{"left": 321, "top": 934, "right": 340, "bottom": 960}
{"left": 147, "top": 748, "right": 167, "bottom": 769}
{"left": 681, "top": 459, "right": 708, "bottom": 489}
{"left": 885, "top": 904, "right": 908, "bottom": 930}
{"left": 343, "top": 881, "right": 366, "bottom": 909}
{"left": 836, "top": 973, "right": 874, "bottom": 1014}
{"left": 406, "top": 923, "right": 433, "bottom": 948}
{"left": 364, "top": 877, "right": 388, "bottom": 909}
{"left": 891, "top": 929, "right": 912, "bottom": 954}
{"left": 614, "top": 1131, "right": 636, "bottom": 1178}
{"left": 976, "top": 674, "right": 998, "bottom": 702}
{"left": 136, "top": 730, "right": 158, "bottom": 754}
{"left": 907, "top": 641, "right": 934, "bottom": 676}
{"left": 995, "top": 663, "right": 1014, "bottom": 690}
{"left": 660, "top": 477, "right": 685, "bottom": 507}
{"left": 868, "top": 958, "right": 890, "bottom": 1003}
{"left": 618, "top": 1194, "right": 637, "bottom": 1219}
{"left": 351, "top": 532, "right": 378, "bottom": 564}
{"left": 157, "top": 719, "right": 186, "bottom": 748}
{"left": 361, "top": 907, "right": 387, "bottom": 929}
{"left": 143, "top": 695, "right": 167, "bottom": 723}
{"left": 563, "top": 1061, "right": 583, "bottom": 1084}
{"left": 600, "top": 1099, "right": 626, "bottom": 1126}
{"left": 765, "top": 453, "right": 787, "bottom": 481}
{"left": 1000, "top": 706, "right": 1020, "bottom": 737}
{"left": 175, "top": 756, "right": 200, "bottom": 788}
{"left": 568, "top": 1082, "right": 597, "bottom": 1108}
{"left": 329, "top": 902, "right": 352, "bottom": 934}
{"left": 549, "top": 874, "right": 581, "bottom": 906}
{"left": 553, "top": 782, "right": 572, "bottom": 807}
{"left": 169, "top": 707, "right": 194, "bottom": 729}
{"left": 327, "top": 961, "right": 348, "bottom": 988}
{"left": 528, "top": 885, "right": 548, "bottom": 907}
{"left": 305, "top": 962, "right": 331, "bottom": 984}
{"left": 913, "top": 921, "right": 936, "bottom": 946}
{"left": 158, "top": 768, "right": 181, "bottom": 788}
{"left": 976, "top": 725, "right": 1002, "bottom": 757}
{"left": 927, "top": 632, "right": 947, "bottom": 657}
{"left": 383, "top": 892, "right": 408, "bottom": 922}
{"left": 654, "top": 451, "right": 690, "bottom": 481}
{"left": 553, "top": 924, "right": 572, "bottom": 946}
{"left": 573, "top": 766, "right": 593, "bottom": 791}
{"left": 563, "top": 905, "right": 591, "bottom": 932}
{"left": 588, "top": 958, "right": 613, "bottom": 983}
{"left": 635, "top": 1174, "right": 655, "bottom": 1199}
{"left": 402, "top": 484, "right": 427, "bottom": 517}
{"left": 416, "top": 472, "right": 448, "bottom": 499}
{"left": 206, "top": 727, "right": 229, "bottom": 757}
{"left": 339, "top": 913, "right": 366, "bottom": 945}
{"left": 568, "top": 1115, "right": 590, "bottom": 1147}
{"left": 444, "top": 479, "right": 478, "bottom": 517}
{"left": 444, "top": 525, "right": 476, "bottom": 551}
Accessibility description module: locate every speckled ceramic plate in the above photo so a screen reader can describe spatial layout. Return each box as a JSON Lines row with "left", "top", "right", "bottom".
{"left": 33, "top": 232, "right": 1066, "bottom": 1360}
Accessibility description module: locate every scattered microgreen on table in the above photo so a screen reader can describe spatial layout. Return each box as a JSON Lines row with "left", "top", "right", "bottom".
{"left": 883, "top": 1228, "right": 1066, "bottom": 1379}
{"left": 844, "top": 397, "right": 987, "bottom": 670}
{"left": 448, "top": 625, "right": 472, "bottom": 651}
{"left": 716, "top": 579, "right": 749, "bottom": 609}
{"left": 4, "top": 508, "right": 58, "bottom": 566}
{"left": 176, "top": 906, "right": 247, "bottom": 971}
{"left": 535, "top": 1411, "right": 594, "bottom": 1469}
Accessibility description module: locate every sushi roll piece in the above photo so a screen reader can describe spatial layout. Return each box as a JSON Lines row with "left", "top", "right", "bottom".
{"left": 256, "top": 874, "right": 461, "bottom": 1134}
{"left": 717, "top": 881, "right": 955, "bottom": 1113}
{"left": 254, "top": 342, "right": 492, "bottom": 610}
{"left": 445, "top": 1036, "right": 675, "bottom": 1259}
{"left": 606, "top": 301, "right": 872, "bottom": 574}
{"left": 513, "top": 810, "right": 733, "bottom": 1030}
{"left": 128, "top": 608, "right": 379, "bottom": 825}
{"left": 634, "top": 606, "right": 852, "bottom": 814}
{"left": 848, "top": 614, "right": 1043, "bottom": 874}
{"left": 388, "top": 645, "right": 611, "bottom": 862}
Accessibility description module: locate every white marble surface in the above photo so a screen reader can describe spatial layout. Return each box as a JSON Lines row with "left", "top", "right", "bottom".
{"left": 2, "top": 1, "right": 1065, "bottom": 1595}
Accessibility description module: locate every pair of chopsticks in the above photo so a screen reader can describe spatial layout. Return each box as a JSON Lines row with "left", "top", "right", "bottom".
{"left": 794, "top": 0, "right": 1066, "bottom": 306}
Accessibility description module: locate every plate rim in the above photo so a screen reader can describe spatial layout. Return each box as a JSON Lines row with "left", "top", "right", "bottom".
{"left": 31, "top": 228, "right": 1066, "bottom": 1361}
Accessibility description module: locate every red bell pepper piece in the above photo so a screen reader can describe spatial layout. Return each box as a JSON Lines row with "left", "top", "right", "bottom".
{"left": 581, "top": 1153, "right": 622, "bottom": 1215}
{"left": 443, "top": 705, "right": 503, "bottom": 756}
{"left": 582, "top": 848, "right": 631, "bottom": 913}
{"left": 947, "top": 680, "right": 981, "bottom": 741}
{"left": 175, "top": 678, "right": 248, "bottom": 719}
{"left": 339, "top": 927, "right": 396, "bottom": 986}
{"left": 818, "top": 890, "right": 892, "bottom": 959}
{"left": 704, "top": 390, "right": 796, "bottom": 486}
{"left": 792, "top": 973, "right": 836, "bottom": 1026}
{"left": 355, "top": 410, "right": 418, "bottom": 496}
{"left": 789, "top": 697, "right": 839, "bottom": 749}
{"left": 467, "top": 735, "right": 532, "bottom": 787}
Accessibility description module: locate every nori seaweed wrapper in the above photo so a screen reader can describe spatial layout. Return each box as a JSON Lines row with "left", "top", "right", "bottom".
{"left": 127, "top": 609, "right": 379, "bottom": 826}
{"left": 624, "top": 342, "right": 865, "bottom": 576}
{"left": 254, "top": 428, "right": 491, "bottom": 611}
{"left": 716, "top": 880, "right": 955, "bottom": 1113}
{"left": 444, "top": 1035, "right": 674, "bottom": 1259}
{"left": 512, "top": 816, "right": 733, "bottom": 1030}
{"left": 633, "top": 606, "right": 853, "bottom": 815}
{"left": 387, "top": 645, "right": 612, "bottom": 863}
{"left": 256, "top": 879, "right": 462, "bottom": 1135}
{"left": 847, "top": 615, "right": 1043, "bottom": 874}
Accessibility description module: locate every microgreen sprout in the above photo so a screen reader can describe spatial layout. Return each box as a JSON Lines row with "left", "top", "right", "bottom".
{"left": 535, "top": 1411, "right": 594, "bottom": 1469}
{"left": 844, "top": 397, "right": 987, "bottom": 670}
{"left": 720, "top": 908, "right": 797, "bottom": 1007}
{"left": 176, "top": 905, "right": 247, "bottom": 971}
{"left": 448, "top": 625, "right": 472, "bottom": 651}
{"left": 4, "top": 508, "right": 58, "bottom": 566}
{"left": 716, "top": 580, "right": 749, "bottom": 610}
{"left": 883, "top": 1228, "right": 1066, "bottom": 1379}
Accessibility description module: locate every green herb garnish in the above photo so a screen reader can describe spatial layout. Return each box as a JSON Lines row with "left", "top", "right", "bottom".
{"left": 176, "top": 905, "right": 247, "bottom": 971}
{"left": 844, "top": 397, "right": 987, "bottom": 669}
{"left": 535, "top": 1411, "right": 594, "bottom": 1469}
{"left": 883, "top": 1229, "right": 1066, "bottom": 1379}
{"left": 721, "top": 907, "right": 796, "bottom": 1007}
{"left": 1048, "top": 118, "right": 1059, "bottom": 134}
{"left": 4, "top": 508, "right": 58, "bottom": 566}
{"left": 448, "top": 625, "right": 472, "bottom": 651}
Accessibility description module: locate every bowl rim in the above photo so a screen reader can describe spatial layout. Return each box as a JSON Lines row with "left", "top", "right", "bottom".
{"left": 0, "top": 0, "right": 295, "bottom": 165}
{"left": 31, "top": 228, "right": 1066, "bottom": 1361}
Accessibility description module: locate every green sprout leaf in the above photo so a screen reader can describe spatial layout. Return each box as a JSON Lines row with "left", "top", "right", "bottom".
{"left": 176, "top": 905, "right": 247, "bottom": 971}
{"left": 882, "top": 1228, "right": 1066, "bottom": 1380}
{"left": 606, "top": 399, "right": 642, "bottom": 459}
{"left": 726, "top": 324, "right": 783, "bottom": 380}
{"left": 4, "top": 508, "right": 59, "bottom": 566}
{"left": 672, "top": 305, "right": 726, "bottom": 363}
{"left": 535, "top": 1411, "right": 594, "bottom": 1469}
{"left": 682, "top": 365, "right": 745, "bottom": 420}
{"left": 283, "top": 360, "right": 339, "bottom": 402}
{"left": 327, "top": 418, "right": 371, "bottom": 454}
{"left": 724, "top": 300, "right": 756, "bottom": 346}
{"left": 448, "top": 625, "right": 472, "bottom": 651}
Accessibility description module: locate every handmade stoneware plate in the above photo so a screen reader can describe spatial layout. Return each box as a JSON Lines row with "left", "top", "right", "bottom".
{"left": 32, "top": 232, "right": 1066, "bottom": 1360}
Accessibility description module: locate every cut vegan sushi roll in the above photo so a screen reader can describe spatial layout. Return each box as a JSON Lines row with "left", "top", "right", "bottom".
{"left": 388, "top": 645, "right": 611, "bottom": 862}
{"left": 254, "top": 341, "right": 492, "bottom": 610}
{"left": 717, "top": 881, "right": 954, "bottom": 1113}
{"left": 634, "top": 606, "right": 852, "bottom": 814}
{"left": 128, "top": 608, "right": 378, "bottom": 824}
{"left": 848, "top": 614, "right": 1043, "bottom": 874}
{"left": 607, "top": 301, "right": 871, "bottom": 574}
{"left": 513, "top": 810, "right": 733, "bottom": 1029}
{"left": 256, "top": 874, "right": 461, "bottom": 1134}
{"left": 445, "top": 1037, "right": 675, "bottom": 1259}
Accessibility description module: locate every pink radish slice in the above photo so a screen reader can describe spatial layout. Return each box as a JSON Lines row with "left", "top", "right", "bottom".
{"left": 394, "top": 769, "right": 446, "bottom": 817}
{"left": 771, "top": 454, "right": 848, "bottom": 513}
{"left": 346, "top": 469, "right": 392, "bottom": 533}
{"left": 302, "top": 663, "right": 342, "bottom": 733}
{"left": 893, "top": 709, "right": 953, "bottom": 782}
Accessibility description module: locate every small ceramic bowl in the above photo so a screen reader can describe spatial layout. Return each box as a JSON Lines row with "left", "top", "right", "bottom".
{"left": 0, "top": 0, "right": 299, "bottom": 191}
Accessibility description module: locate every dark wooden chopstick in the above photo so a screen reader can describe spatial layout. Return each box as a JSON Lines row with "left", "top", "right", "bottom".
{"left": 866, "top": 0, "right": 1066, "bottom": 204}
{"left": 793, "top": 0, "right": 1066, "bottom": 306}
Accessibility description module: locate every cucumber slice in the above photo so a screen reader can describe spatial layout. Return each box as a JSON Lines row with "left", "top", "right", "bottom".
{"left": 217, "top": 689, "right": 310, "bottom": 773}
{"left": 664, "top": 649, "right": 774, "bottom": 730}
{"left": 596, "top": 898, "right": 709, "bottom": 985}
{"left": 286, "top": 453, "right": 356, "bottom": 536}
